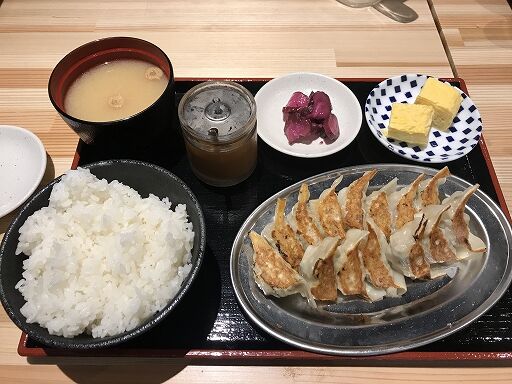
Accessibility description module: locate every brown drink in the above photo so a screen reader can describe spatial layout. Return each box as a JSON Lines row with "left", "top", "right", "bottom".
{"left": 178, "top": 81, "right": 257, "bottom": 187}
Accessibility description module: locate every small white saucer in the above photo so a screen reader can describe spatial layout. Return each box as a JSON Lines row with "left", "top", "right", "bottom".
{"left": 255, "top": 73, "right": 362, "bottom": 158}
{"left": 0, "top": 125, "right": 47, "bottom": 218}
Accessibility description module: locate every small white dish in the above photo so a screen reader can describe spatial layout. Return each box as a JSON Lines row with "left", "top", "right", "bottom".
{"left": 0, "top": 125, "right": 47, "bottom": 218}
{"left": 255, "top": 73, "right": 362, "bottom": 158}
{"left": 365, "top": 74, "right": 483, "bottom": 163}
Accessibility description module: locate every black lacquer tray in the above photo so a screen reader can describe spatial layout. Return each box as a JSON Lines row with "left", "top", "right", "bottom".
{"left": 19, "top": 78, "right": 512, "bottom": 361}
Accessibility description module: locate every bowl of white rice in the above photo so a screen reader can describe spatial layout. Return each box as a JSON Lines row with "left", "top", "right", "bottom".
{"left": 0, "top": 159, "right": 205, "bottom": 349}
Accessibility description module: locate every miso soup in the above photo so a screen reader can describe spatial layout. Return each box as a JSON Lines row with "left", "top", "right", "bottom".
{"left": 64, "top": 59, "right": 168, "bottom": 122}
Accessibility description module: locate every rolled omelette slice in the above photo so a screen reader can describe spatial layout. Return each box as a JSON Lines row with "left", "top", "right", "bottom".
{"left": 415, "top": 77, "right": 462, "bottom": 132}
{"left": 384, "top": 102, "right": 434, "bottom": 146}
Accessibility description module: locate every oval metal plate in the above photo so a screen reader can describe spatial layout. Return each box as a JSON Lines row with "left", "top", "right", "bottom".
{"left": 230, "top": 164, "right": 512, "bottom": 356}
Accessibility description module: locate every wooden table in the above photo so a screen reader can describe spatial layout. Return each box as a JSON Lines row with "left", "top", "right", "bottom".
{"left": 1, "top": 0, "right": 511, "bottom": 382}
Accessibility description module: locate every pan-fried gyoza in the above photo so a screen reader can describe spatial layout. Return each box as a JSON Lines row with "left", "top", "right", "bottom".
{"left": 250, "top": 167, "right": 486, "bottom": 306}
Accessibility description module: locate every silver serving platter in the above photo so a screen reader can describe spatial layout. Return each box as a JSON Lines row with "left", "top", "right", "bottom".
{"left": 230, "top": 164, "right": 512, "bottom": 356}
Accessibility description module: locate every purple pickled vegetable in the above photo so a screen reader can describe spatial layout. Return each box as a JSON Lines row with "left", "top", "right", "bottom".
{"left": 323, "top": 113, "right": 340, "bottom": 143}
{"left": 284, "top": 91, "right": 309, "bottom": 109}
{"left": 282, "top": 91, "right": 310, "bottom": 121}
{"left": 282, "top": 90, "right": 340, "bottom": 145}
{"left": 307, "top": 91, "right": 332, "bottom": 121}
{"left": 310, "top": 120, "right": 324, "bottom": 134}
{"left": 284, "top": 116, "right": 316, "bottom": 145}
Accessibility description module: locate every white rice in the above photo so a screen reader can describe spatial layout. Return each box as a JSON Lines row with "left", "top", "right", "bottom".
{"left": 15, "top": 167, "right": 194, "bottom": 338}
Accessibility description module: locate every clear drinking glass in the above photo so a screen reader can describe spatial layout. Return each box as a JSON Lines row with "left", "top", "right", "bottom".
{"left": 178, "top": 81, "right": 257, "bottom": 187}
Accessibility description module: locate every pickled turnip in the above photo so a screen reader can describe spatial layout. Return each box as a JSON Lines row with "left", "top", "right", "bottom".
{"left": 282, "top": 91, "right": 340, "bottom": 145}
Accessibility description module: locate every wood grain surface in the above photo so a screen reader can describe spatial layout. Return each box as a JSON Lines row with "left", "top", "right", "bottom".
{"left": 0, "top": 0, "right": 511, "bottom": 383}
{"left": 431, "top": 0, "right": 512, "bottom": 211}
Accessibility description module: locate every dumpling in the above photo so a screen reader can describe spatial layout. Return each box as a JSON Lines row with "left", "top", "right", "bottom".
{"left": 442, "top": 184, "right": 486, "bottom": 254}
{"left": 422, "top": 204, "right": 457, "bottom": 263}
{"left": 420, "top": 166, "right": 450, "bottom": 207}
{"left": 300, "top": 236, "right": 340, "bottom": 301}
{"left": 311, "top": 176, "right": 346, "bottom": 240}
{"left": 271, "top": 198, "right": 304, "bottom": 270}
{"left": 338, "top": 170, "right": 377, "bottom": 230}
{"left": 421, "top": 203, "right": 476, "bottom": 278}
{"left": 251, "top": 166, "right": 487, "bottom": 305}
{"left": 334, "top": 229, "right": 367, "bottom": 297}
{"left": 334, "top": 229, "right": 385, "bottom": 301}
{"left": 389, "top": 174, "right": 424, "bottom": 230}
{"left": 407, "top": 215, "right": 431, "bottom": 279}
{"left": 389, "top": 214, "right": 431, "bottom": 279}
{"left": 365, "top": 178, "right": 397, "bottom": 239}
{"left": 249, "top": 231, "right": 306, "bottom": 298}
{"left": 360, "top": 218, "right": 407, "bottom": 296}
{"left": 294, "top": 183, "right": 324, "bottom": 245}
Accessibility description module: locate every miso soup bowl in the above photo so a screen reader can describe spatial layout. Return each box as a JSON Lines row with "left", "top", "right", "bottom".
{"left": 48, "top": 37, "right": 177, "bottom": 146}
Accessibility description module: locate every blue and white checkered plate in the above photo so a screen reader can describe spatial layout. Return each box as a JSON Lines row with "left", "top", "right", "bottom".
{"left": 365, "top": 74, "right": 483, "bottom": 163}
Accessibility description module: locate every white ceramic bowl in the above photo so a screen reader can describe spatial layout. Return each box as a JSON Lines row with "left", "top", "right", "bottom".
{"left": 0, "top": 125, "right": 47, "bottom": 218}
{"left": 255, "top": 73, "right": 362, "bottom": 158}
